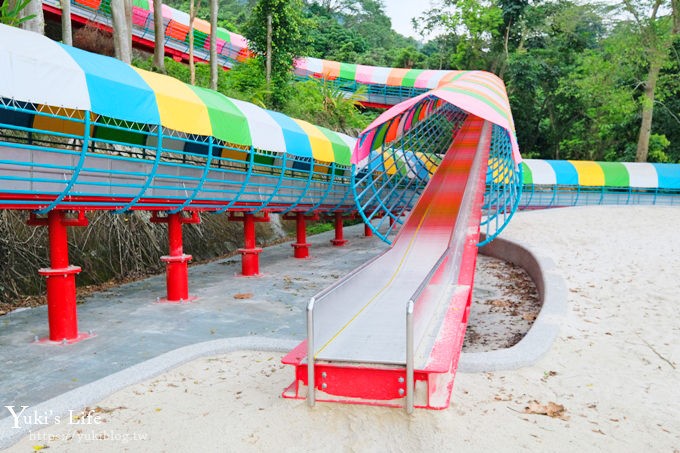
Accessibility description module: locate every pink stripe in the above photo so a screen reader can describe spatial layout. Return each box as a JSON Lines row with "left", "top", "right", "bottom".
{"left": 352, "top": 72, "right": 521, "bottom": 164}
{"left": 414, "top": 70, "right": 439, "bottom": 89}
{"left": 355, "top": 65, "right": 375, "bottom": 84}
{"left": 229, "top": 32, "right": 248, "bottom": 49}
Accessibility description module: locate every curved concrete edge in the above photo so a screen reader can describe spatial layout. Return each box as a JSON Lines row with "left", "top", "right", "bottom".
{"left": 0, "top": 337, "right": 298, "bottom": 451}
{"left": 458, "top": 236, "right": 567, "bottom": 373}
{"left": 0, "top": 237, "right": 565, "bottom": 449}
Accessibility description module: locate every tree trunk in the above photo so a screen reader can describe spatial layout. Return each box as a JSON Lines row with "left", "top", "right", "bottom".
{"left": 209, "top": 0, "right": 218, "bottom": 90}
{"left": 61, "top": 0, "right": 72, "bottom": 45}
{"left": 124, "top": 0, "right": 132, "bottom": 57}
{"left": 265, "top": 13, "right": 272, "bottom": 86}
{"left": 111, "top": 0, "right": 131, "bottom": 63}
{"left": 189, "top": 0, "right": 200, "bottom": 85}
{"left": 635, "top": 62, "right": 660, "bottom": 162}
{"left": 152, "top": 0, "right": 166, "bottom": 73}
{"left": 21, "top": 0, "right": 45, "bottom": 34}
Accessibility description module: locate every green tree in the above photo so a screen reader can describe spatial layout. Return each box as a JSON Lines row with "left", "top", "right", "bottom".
{"left": 619, "top": 0, "right": 679, "bottom": 161}
{"left": 414, "top": 0, "right": 503, "bottom": 70}
{"left": 0, "top": 0, "right": 35, "bottom": 26}
{"left": 244, "top": 0, "right": 307, "bottom": 108}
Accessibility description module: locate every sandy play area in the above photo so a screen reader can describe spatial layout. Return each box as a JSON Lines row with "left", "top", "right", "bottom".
{"left": 7, "top": 205, "right": 680, "bottom": 452}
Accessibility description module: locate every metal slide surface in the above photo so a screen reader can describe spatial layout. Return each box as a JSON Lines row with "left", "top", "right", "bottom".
{"left": 311, "top": 116, "right": 489, "bottom": 367}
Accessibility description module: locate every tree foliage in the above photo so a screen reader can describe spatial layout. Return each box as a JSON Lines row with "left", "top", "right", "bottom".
{"left": 243, "top": 0, "right": 307, "bottom": 107}
{"left": 148, "top": 0, "right": 680, "bottom": 162}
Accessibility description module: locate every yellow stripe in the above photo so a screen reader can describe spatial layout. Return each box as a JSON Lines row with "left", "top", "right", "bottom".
{"left": 569, "top": 160, "right": 605, "bottom": 186}
{"left": 293, "top": 119, "right": 335, "bottom": 163}
{"left": 132, "top": 67, "right": 212, "bottom": 136}
{"left": 314, "top": 199, "right": 435, "bottom": 359}
{"left": 382, "top": 153, "right": 397, "bottom": 175}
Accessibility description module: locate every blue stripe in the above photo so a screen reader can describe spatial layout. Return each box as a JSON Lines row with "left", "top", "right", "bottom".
{"left": 266, "top": 110, "right": 313, "bottom": 158}
{"left": 59, "top": 44, "right": 160, "bottom": 125}
{"left": 652, "top": 163, "right": 680, "bottom": 189}
{"left": 547, "top": 160, "right": 578, "bottom": 185}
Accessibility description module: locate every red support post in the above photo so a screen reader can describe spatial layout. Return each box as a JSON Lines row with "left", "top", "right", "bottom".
{"left": 331, "top": 211, "right": 348, "bottom": 246}
{"left": 283, "top": 211, "right": 318, "bottom": 259}
{"left": 151, "top": 211, "right": 200, "bottom": 303}
{"left": 294, "top": 212, "right": 309, "bottom": 258}
{"left": 228, "top": 211, "right": 270, "bottom": 276}
{"left": 28, "top": 210, "right": 90, "bottom": 344}
{"left": 364, "top": 222, "right": 373, "bottom": 237}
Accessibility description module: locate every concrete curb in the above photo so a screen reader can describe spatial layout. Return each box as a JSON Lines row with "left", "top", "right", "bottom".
{"left": 459, "top": 236, "right": 567, "bottom": 372}
{"left": 0, "top": 237, "right": 566, "bottom": 449}
{"left": 0, "top": 337, "right": 298, "bottom": 450}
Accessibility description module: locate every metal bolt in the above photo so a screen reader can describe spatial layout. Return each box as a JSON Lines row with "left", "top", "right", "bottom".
{"left": 399, "top": 388, "right": 405, "bottom": 396}
{"left": 321, "top": 372, "right": 327, "bottom": 379}
{"left": 321, "top": 383, "right": 327, "bottom": 389}
{"left": 61, "top": 339, "right": 67, "bottom": 345}
{"left": 88, "top": 330, "right": 94, "bottom": 335}
{"left": 33, "top": 335, "right": 39, "bottom": 342}
{"left": 398, "top": 377, "right": 404, "bottom": 383}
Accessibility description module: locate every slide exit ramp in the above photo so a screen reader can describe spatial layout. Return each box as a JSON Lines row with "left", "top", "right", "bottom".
{"left": 283, "top": 117, "right": 491, "bottom": 411}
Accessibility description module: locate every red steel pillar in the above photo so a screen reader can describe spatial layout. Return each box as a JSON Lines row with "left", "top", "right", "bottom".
{"left": 151, "top": 211, "right": 200, "bottom": 303}
{"left": 364, "top": 222, "right": 373, "bottom": 237}
{"left": 330, "top": 211, "right": 348, "bottom": 246}
{"left": 293, "top": 212, "right": 309, "bottom": 258}
{"left": 229, "top": 211, "right": 270, "bottom": 276}
{"left": 28, "top": 210, "right": 90, "bottom": 343}
{"left": 283, "top": 212, "right": 318, "bottom": 259}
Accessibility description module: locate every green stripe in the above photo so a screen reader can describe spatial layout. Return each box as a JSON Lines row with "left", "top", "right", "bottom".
{"left": 186, "top": 30, "right": 209, "bottom": 47}
{"left": 216, "top": 28, "right": 230, "bottom": 42}
{"left": 401, "top": 69, "right": 422, "bottom": 88}
{"left": 598, "top": 161, "right": 629, "bottom": 187}
{"left": 93, "top": 118, "right": 147, "bottom": 146}
{"left": 521, "top": 162, "right": 532, "bottom": 184}
{"left": 339, "top": 63, "right": 357, "bottom": 80}
{"left": 189, "top": 86, "right": 252, "bottom": 147}
{"left": 372, "top": 123, "right": 389, "bottom": 151}
{"left": 318, "top": 127, "right": 351, "bottom": 166}
{"left": 395, "top": 153, "right": 407, "bottom": 175}
{"left": 132, "top": 0, "right": 148, "bottom": 9}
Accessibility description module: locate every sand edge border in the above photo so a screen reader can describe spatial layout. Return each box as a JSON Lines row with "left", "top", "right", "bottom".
{"left": 459, "top": 235, "right": 568, "bottom": 373}
{"left": 0, "top": 337, "right": 299, "bottom": 450}
{"left": 0, "top": 237, "right": 566, "bottom": 449}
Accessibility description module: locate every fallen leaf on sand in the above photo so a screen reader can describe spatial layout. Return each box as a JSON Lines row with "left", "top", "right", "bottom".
{"left": 490, "top": 299, "right": 511, "bottom": 307}
{"left": 233, "top": 293, "right": 253, "bottom": 300}
{"left": 524, "top": 400, "right": 569, "bottom": 420}
{"left": 523, "top": 313, "right": 537, "bottom": 322}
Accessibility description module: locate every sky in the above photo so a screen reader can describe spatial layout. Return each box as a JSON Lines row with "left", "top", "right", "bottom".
{"left": 381, "top": 0, "right": 433, "bottom": 40}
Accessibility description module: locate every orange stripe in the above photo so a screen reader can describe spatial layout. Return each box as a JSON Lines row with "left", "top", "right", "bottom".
{"left": 321, "top": 60, "right": 340, "bottom": 80}
{"left": 386, "top": 68, "right": 409, "bottom": 86}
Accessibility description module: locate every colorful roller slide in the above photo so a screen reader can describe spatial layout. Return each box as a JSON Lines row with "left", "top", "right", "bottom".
{"left": 3, "top": 4, "right": 680, "bottom": 410}
{"left": 283, "top": 116, "right": 491, "bottom": 411}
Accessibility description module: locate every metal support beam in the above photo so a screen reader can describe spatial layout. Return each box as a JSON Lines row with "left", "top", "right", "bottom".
{"left": 283, "top": 212, "right": 318, "bottom": 259}
{"left": 330, "top": 211, "right": 348, "bottom": 246}
{"left": 27, "top": 210, "right": 90, "bottom": 343}
{"left": 229, "top": 212, "right": 270, "bottom": 276}
{"left": 151, "top": 211, "right": 200, "bottom": 303}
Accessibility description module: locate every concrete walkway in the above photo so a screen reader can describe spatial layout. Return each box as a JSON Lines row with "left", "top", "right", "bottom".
{"left": 0, "top": 224, "right": 389, "bottom": 408}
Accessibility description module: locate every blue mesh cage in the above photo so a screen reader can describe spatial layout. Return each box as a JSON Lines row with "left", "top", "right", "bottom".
{"left": 478, "top": 125, "right": 523, "bottom": 246}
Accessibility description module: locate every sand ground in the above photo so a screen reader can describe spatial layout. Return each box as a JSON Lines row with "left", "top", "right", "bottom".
{"left": 7, "top": 206, "right": 680, "bottom": 452}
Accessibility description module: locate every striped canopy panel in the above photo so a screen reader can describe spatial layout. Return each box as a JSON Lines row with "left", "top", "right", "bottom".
{"left": 0, "top": 24, "right": 355, "bottom": 165}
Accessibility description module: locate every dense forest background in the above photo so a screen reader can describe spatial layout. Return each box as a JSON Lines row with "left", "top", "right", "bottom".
{"left": 159, "top": 0, "right": 679, "bottom": 163}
